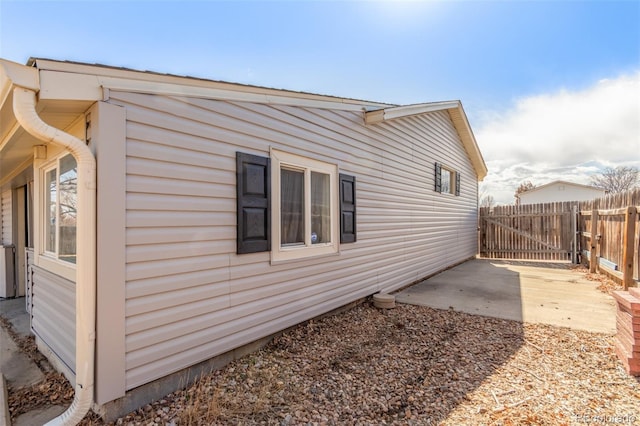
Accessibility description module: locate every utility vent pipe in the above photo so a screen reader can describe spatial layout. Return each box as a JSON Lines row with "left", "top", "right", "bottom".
{"left": 373, "top": 293, "right": 396, "bottom": 309}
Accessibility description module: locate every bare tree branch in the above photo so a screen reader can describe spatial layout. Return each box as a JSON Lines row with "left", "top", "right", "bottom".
{"left": 590, "top": 166, "right": 639, "bottom": 194}
{"left": 480, "top": 195, "right": 496, "bottom": 208}
{"left": 514, "top": 181, "right": 535, "bottom": 205}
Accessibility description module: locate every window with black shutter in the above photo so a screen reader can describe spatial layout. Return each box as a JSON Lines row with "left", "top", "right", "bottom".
{"left": 435, "top": 162, "right": 460, "bottom": 196}
{"left": 236, "top": 152, "right": 271, "bottom": 254}
{"left": 339, "top": 174, "right": 356, "bottom": 243}
{"left": 237, "top": 150, "right": 357, "bottom": 259}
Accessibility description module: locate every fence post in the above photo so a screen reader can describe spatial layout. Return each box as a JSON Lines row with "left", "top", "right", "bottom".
{"left": 571, "top": 205, "right": 578, "bottom": 265}
{"left": 622, "top": 206, "right": 637, "bottom": 289}
{"left": 590, "top": 207, "right": 599, "bottom": 273}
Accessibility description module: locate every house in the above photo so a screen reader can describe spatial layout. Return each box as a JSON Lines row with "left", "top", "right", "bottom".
{"left": 517, "top": 180, "right": 606, "bottom": 205}
{"left": 0, "top": 58, "right": 487, "bottom": 422}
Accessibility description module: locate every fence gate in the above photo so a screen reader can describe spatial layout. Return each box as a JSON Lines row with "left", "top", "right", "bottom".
{"left": 479, "top": 202, "right": 578, "bottom": 261}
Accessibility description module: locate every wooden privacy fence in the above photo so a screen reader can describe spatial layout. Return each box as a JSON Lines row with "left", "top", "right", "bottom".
{"left": 480, "top": 202, "right": 577, "bottom": 262}
{"left": 480, "top": 188, "right": 640, "bottom": 289}
{"left": 579, "top": 189, "right": 640, "bottom": 289}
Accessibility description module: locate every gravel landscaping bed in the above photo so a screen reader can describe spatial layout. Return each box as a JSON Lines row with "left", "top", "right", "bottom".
{"left": 71, "top": 302, "right": 638, "bottom": 425}
{"left": 8, "top": 299, "right": 640, "bottom": 425}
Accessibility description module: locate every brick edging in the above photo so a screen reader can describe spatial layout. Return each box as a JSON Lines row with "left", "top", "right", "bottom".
{"left": 613, "top": 289, "right": 640, "bottom": 376}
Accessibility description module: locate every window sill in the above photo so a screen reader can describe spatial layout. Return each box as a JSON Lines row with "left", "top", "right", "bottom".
{"left": 36, "top": 254, "right": 76, "bottom": 283}
{"left": 270, "top": 245, "right": 340, "bottom": 265}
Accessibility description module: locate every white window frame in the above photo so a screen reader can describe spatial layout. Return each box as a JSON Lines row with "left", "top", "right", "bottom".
{"left": 271, "top": 149, "right": 339, "bottom": 263}
{"left": 39, "top": 153, "right": 77, "bottom": 270}
{"left": 440, "top": 165, "right": 456, "bottom": 195}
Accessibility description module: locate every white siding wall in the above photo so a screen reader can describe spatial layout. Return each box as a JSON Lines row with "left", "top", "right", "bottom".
{"left": 31, "top": 265, "right": 76, "bottom": 372}
{"left": 519, "top": 183, "right": 606, "bottom": 204}
{"left": 1, "top": 190, "right": 11, "bottom": 245}
{"left": 108, "top": 92, "right": 478, "bottom": 390}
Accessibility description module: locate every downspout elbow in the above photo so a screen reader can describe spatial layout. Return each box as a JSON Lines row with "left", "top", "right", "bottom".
{"left": 13, "top": 88, "right": 96, "bottom": 172}
{"left": 13, "top": 87, "right": 97, "bottom": 426}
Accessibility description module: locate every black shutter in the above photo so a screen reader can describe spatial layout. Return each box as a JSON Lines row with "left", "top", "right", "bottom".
{"left": 434, "top": 162, "right": 442, "bottom": 193}
{"left": 455, "top": 172, "right": 461, "bottom": 196}
{"left": 339, "top": 174, "right": 356, "bottom": 243}
{"left": 236, "top": 152, "right": 271, "bottom": 254}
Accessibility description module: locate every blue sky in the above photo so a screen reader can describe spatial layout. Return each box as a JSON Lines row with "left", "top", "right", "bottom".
{"left": 1, "top": 0, "right": 639, "bottom": 204}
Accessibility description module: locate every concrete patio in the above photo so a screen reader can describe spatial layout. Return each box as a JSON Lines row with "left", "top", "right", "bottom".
{"left": 395, "top": 258, "right": 617, "bottom": 334}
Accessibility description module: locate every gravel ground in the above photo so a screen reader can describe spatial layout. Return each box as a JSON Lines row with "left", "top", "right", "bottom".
{"left": 7, "top": 292, "right": 640, "bottom": 425}
{"left": 79, "top": 303, "right": 638, "bottom": 426}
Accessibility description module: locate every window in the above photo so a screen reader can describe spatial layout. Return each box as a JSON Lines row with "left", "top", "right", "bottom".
{"left": 434, "top": 162, "right": 460, "bottom": 196}
{"left": 236, "top": 151, "right": 356, "bottom": 256}
{"left": 43, "top": 154, "right": 77, "bottom": 264}
{"left": 441, "top": 168, "right": 453, "bottom": 194}
{"left": 280, "top": 169, "right": 331, "bottom": 246}
{"left": 272, "top": 150, "right": 339, "bottom": 262}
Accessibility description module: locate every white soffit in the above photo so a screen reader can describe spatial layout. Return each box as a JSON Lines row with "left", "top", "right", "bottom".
{"left": 364, "top": 101, "right": 460, "bottom": 124}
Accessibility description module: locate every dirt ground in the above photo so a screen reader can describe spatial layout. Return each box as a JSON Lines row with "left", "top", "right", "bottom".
{"left": 7, "top": 269, "right": 640, "bottom": 426}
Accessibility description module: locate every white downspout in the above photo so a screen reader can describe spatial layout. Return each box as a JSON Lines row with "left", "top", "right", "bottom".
{"left": 13, "top": 87, "right": 96, "bottom": 426}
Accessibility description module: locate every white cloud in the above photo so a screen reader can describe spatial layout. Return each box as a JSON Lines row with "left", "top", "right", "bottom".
{"left": 475, "top": 72, "right": 640, "bottom": 205}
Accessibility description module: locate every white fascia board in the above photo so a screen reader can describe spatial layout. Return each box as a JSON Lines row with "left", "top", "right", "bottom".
{"left": 0, "top": 59, "right": 39, "bottom": 91}
{"left": 383, "top": 101, "right": 461, "bottom": 120}
{"left": 32, "top": 60, "right": 389, "bottom": 111}
{"left": 0, "top": 60, "right": 39, "bottom": 153}
{"left": 365, "top": 101, "right": 460, "bottom": 124}
{"left": 99, "top": 76, "right": 374, "bottom": 111}
{"left": 39, "top": 71, "right": 103, "bottom": 101}
{"left": 447, "top": 105, "right": 488, "bottom": 181}
{"left": 0, "top": 59, "right": 39, "bottom": 110}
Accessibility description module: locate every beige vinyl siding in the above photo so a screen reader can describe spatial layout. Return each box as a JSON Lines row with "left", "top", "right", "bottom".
{"left": 108, "top": 91, "right": 478, "bottom": 390}
{"left": 1, "top": 189, "right": 11, "bottom": 245}
{"left": 30, "top": 265, "right": 76, "bottom": 372}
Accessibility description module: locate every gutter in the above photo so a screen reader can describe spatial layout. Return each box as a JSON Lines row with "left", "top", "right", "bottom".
{"left": 4, "top": 60, "right": 96, "bottom": 426}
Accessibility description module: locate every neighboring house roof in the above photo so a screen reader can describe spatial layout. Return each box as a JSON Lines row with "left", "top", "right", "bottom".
{"left": 0, "top": 57, "right": 488, "bottom": 181}
{"left": 520, "top": 180, "right": 606, "bottom": 196}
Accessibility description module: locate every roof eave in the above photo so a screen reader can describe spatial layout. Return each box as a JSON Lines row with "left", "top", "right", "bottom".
{"left": 4, "top": 57, "right": 489, "bottom": 181}
{"left": 364, "top": 101, "right": 460, "bottom": 124}
{"left": 0, "top": 59, "right": 39, "bottom": 105}
{"left": 0, "top": 59, "right": 40, "bottom": 147}
{"left": 29, "top": 57, "right": 392, "bottom": 111}
{"left": 364, "top": 101, "right": 488, "bottom": 181}
{"left": 521, "top": 180, "right": 607, "bottom": 195}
